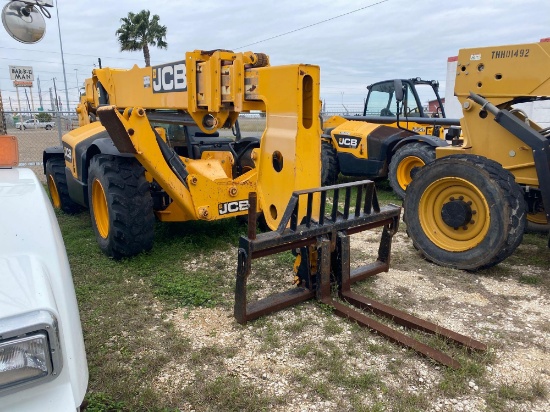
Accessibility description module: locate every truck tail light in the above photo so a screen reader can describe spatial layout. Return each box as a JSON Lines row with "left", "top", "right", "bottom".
{"left": 0, "top": 135, "right": 19, "bottom": 167}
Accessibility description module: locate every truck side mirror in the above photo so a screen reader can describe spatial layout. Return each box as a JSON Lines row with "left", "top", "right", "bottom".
{"left": 394, "top": 79, "right": 404, "bottom": 102}
{"left": 1, "top": 1, "right": 50, "bottom": 44}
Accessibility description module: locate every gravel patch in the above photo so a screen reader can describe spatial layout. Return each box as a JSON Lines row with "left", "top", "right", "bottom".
{"left": 153, "top": 228, "right": 550, "bottom": 411}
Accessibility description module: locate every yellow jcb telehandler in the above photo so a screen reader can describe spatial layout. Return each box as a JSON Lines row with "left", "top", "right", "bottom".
{"left": 403, "top": 39, "right": 550, "bottom": 270}
{"left": 321, "top": 78, "right": 460, "bottom": 198}
{"left": 43, "top": 50, "right": 484, "bottom": 368}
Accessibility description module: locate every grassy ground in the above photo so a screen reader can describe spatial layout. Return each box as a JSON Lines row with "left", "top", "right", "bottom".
{"left": 55, "top": 182, "right": 549, "bottom": 412}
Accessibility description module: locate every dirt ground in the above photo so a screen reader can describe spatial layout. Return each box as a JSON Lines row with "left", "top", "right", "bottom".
{"left": 153, "top": 227, "right": 549, "bottom": 412}
{"left": 13, "top": 125, "right": 549, "bottom": 411}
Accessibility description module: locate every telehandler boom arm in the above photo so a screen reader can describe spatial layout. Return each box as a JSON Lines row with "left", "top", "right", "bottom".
{"left": 91, "top": 50, "right": 321, "bottom": 230}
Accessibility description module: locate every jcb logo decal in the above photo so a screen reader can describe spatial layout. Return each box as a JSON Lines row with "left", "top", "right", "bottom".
{"left": 152, "top": 61, "right": 187, "bottom": 93}
{"left": 63, "top": 143, "right": 73, "bottom": 163}
{"left": 337, "top": 136, "right": 361, "bottom": 149}
{"left": 412, "top": 127, "right": 425, "bottom": 132}
{"left": 219, "top": 200, "right": 249, "bottom": 215}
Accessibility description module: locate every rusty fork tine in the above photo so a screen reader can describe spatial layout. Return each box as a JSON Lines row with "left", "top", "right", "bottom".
{"left": 329, "top": 299, "right": 461, "bottom": 369}
{"left": 320, "top": 235, "right": 460, "bottom": 368}
{"left": 337, "top": 229, "right": 485, "bottom": 351}
{"left": 340, "top": 291, "right": 487, "bottom": 351}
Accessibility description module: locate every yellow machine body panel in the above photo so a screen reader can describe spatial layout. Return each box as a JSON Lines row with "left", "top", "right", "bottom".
{"left": 326, "top": 115, "right": 444, "bottom": 141}
{"left": 454, "top": 41, "right": 550, "bottom": 106}
{"left": 88, "top": 52, "right": 321, "bottom": 230}
{"left": 330, "top": 120, "right": 380, "bottom": 159}
{"left": 89, "top": 50, "right": 267, "bottom": 134}
{"left": 439, "top": 40, "right": 550, "bottom": 187}
{"left": 250, "top": 64, "right": 321, "bottom": 228}
{"left": 436, "top": 116, "right": 539, "bottom": 186}
{"left": 327, "top": 117, "right": 445, "bottom": 162}
{"left": 62, "top": 122, "right": 106, "bottom": 178}
{"left": 95, "top": 65, "right": 187, "bottom": 109}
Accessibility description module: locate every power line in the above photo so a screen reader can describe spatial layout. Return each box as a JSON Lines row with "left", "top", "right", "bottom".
{"left": 0, "top": 56, "right": 95, "bottom": 68}
{"left": 233, "top": 1, "right": 389, "bottom": 49}
{"left": 0, "top": 46, "right": 143, "bottom": 63}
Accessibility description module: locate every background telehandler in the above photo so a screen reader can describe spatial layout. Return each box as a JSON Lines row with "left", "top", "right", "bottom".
{"left": 321, "top": 78, "right": 459, "bottom": 198}
{"left": 403, "top": 39, "right": 550, "bottom": 270}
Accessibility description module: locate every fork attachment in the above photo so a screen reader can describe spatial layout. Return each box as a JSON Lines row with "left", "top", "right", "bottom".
{"left": 234, "top": 180, "right": 486, "bottom": 368}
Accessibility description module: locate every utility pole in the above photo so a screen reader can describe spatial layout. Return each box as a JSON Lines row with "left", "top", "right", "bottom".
{"left": 55, "top": 0, "right": 70, "bottom": 114}
{"left": 24, "top": 88, "right": 31, "bottom": 111}
{"left": 52, "top": 78, "right": 59, "bottom": 110}
{"left": 15, "top": 86, "right": 21, "bottom": 123}
{"left": 37, "top": 76, "right": 44, "bottom": 110}
{"left": 74, "top": 68, "right": 79, "bottom": 100}
{"left": 49, "top": 88, "right": 54, "bottom": 111}
{"left": 0, "top": 89, "right": 6, "bottom": 135}
{"left": 30, "top": 87, "right": 35, "bottom": 112}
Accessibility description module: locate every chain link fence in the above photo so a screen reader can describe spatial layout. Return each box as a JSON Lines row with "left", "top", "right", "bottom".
{"left": 3, "top": 109, "right": 359, "bottom": 183}
{"left": 3, "top": 110, "right": 77, "bottom": 181}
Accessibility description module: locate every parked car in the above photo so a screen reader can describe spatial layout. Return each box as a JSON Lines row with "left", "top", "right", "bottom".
{"left": 0, "top": 135, "right": 88, "bottom": 411}
{"left": 15, "top": 118, "right": 55, "bottom": 130}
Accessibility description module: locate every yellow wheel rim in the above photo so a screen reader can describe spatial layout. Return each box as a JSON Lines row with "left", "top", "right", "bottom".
{"left": 92, "top": 179, "right": 109, "bottom": 239}
{"left": 419, "top": 177, "right": 490, "bottom": 252}
{"left": 397, "top": 155, "right": 425, "bottom": 190}
{"left": 47, "top": 175, "right": 61, "bottom": 209}
{"left": 527, "top": 211, "right": 548, "bottom": 225}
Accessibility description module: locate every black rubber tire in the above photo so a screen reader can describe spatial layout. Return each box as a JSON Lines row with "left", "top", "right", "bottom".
{"left": 88, "top": 155, "right": 154, "bottom": 259}
{"left": 525, "top": 215, "right": 550, "bottom": 234}
{"left": 404, "top": 155, "right": 526, "bottom": 271}
{"left": 321, "top": 141, "right": 339, "bottom": 186}
{"left": 236, "top": 148, "right": 257, "bottom": 177}
{"left": 389, "top": 143, "right": 435, "bottom": 200}
{"left": 45, "top": 158, "right": 83, "bottom": 214}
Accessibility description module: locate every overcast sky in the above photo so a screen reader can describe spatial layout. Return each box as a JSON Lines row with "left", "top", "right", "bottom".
{"left": 1, "top": 0, "right": 548, "bottom": 113}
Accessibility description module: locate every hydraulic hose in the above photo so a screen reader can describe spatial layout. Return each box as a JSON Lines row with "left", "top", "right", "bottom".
{"left": 153, "top": 129, "right": 189, "bottom": 188}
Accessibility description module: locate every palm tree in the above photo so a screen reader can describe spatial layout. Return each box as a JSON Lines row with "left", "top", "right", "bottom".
{"left": 115, "top": 10, "right": 167, "bottom": 67}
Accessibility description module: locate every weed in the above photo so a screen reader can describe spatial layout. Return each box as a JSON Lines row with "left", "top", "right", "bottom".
{"left": 182, "top": 374, "right": 281, "bottom": 412}
{"left": 258, "top": 321, "right": 281, "bottom": 351}
{"left": 390, "top": 390, "right": 430, "bottom": 412}
{"left": 518, "top": 274, "right": 541, "bottom": 285}
{"left": 153, "top": 268, "right": 223, "bottom": 307}
{"left": 324, "top": 318, "right": 345, "bottom": 335}
{"left": 349, "top": 394, "right": 386, "bottom": 412}
{"left": 84, "top": 392, "right": 126, "bottom": 412}
{"left": 284, "top": 317, "right": 309, "bottom": 334}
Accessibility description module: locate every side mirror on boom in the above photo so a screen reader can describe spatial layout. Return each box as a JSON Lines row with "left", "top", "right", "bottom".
{"left": 393, "top": 79, "right": 404, "bottom": 102}
{"left": 393, "top": 79, "right": 406, "bottom": 131}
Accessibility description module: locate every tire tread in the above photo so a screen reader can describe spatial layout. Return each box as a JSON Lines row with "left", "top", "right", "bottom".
{"left": 88, "top": 155, "right": 154, "bottom": 259}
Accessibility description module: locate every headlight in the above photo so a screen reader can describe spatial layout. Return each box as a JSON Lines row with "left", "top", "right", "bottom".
{"left": 0, "top": 311, "right": 63, "bottom": 396}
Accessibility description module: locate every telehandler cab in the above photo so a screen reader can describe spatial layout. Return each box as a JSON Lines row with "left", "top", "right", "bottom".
{"left": 404, "top": 39, "right": 550, "bottom": 270}
{"left": 321, "top": 78, "right": 460, "bottom": 198}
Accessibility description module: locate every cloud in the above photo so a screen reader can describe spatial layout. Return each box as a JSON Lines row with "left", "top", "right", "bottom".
{"left": 1, "top": 0, "right": 548, "bottom": 109}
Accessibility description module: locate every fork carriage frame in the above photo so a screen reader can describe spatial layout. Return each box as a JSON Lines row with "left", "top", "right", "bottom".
{"left": 234, "top": 180, "right": 486, "bottom": 369}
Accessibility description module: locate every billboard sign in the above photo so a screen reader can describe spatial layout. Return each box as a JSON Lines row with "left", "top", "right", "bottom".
{"left": 9, "top": 65, "right": 34, "bottom": 82}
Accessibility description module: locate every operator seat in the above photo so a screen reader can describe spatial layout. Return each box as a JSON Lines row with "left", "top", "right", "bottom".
{"left": 380, "top": 108, "right": 394, "bottom": 117}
